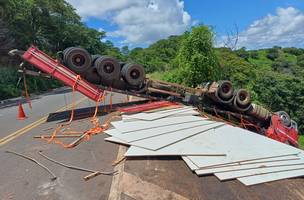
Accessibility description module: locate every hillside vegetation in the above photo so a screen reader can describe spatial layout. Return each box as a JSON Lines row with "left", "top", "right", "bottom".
{"left": 0, "top": 0, "right": 303, "bottom": 134}
{"left": 0, "top": 0, "right": 122, "bottom": 100}
{"left": 127, "top": 27, "right": 304, "bottom": 134}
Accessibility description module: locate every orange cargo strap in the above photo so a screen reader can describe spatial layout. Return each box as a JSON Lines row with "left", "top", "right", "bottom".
{"left": 42, "top": 76, "right": 120, "bottom": 148}
{"left": 23, "top": 72, "right": 32, "bottom": 109}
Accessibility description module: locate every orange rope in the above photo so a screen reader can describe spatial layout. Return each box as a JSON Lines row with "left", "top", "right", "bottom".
{"left": 109, "top": 88, "right": 113, "bottom": 111}
{"left": 42, "top": 76, "right": 120, "bottom": 148}
{"left": 103, "top": 92, "right": 107, "bottom": 112}
{"left": 45, "top": 75, "right": 81, "bottom": 145}
{"left": 23, "top": 73, "right": 32, "bottom": 109}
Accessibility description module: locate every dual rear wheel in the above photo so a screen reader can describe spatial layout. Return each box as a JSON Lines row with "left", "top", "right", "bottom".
{"left": 62, "top": 47, "right": 145, "bottom": 87}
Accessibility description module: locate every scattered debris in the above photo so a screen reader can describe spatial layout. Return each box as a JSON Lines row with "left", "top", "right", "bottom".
{"left": 104, "top": 106, "right": 304, "bottom": 186}
{"left": 34, "top": 134, "right": 82, "bottom": 139}
{"left": 38, "top": 151, "right": 117, "bottom": 181}
{"left": 5, "top": 150, "right": 57, "bottom": 181}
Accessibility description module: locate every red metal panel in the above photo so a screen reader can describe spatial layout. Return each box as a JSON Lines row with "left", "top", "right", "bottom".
{"left": 22, "top": 46, "right": 103, "bottom": 102}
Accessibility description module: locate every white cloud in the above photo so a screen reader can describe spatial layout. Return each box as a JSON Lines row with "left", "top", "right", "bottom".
{"left": 66, "top": 0, "right": 191, "bottom": 45}
{"left": 235, "top": 7, "right": 304, "bottom": 49}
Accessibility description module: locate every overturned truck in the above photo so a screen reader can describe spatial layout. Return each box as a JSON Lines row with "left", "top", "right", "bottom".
{"left": 10, "top": 46, "right": 299, "bottom": 147}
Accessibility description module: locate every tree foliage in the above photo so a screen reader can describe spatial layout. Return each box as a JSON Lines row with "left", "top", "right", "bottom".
{"left": 2, "top": 0, "right": 107, "bottom": 54}
{"left": 172, "top": 26, "right": 220, "bottom": 87}
{"left": 0, "top": 0, "right": 120, "bottom": 100}
{"left": 128, "top": 35, "right": 183, "bottom": 73}
{"left": 1, "top": 0, "right": 303, "bottom": 134}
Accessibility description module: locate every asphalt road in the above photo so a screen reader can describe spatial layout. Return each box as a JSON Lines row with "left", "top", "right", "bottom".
{"left": 1, "top": 88, "right": 304, "bottom": 200}
{"left": 0, "top": 88, "right": 126, "bottom": 200}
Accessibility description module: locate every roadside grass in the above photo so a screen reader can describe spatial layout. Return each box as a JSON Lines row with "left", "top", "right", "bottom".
{"left": 147, "top": 71, "right": 167, "bottom": 80}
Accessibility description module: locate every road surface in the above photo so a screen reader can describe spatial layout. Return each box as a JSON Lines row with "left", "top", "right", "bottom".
{"left": 1, "top": 88, "right": 304, "bottom": 200}
{"left": 0, "top": 88, "right": 125, "bottom": 200}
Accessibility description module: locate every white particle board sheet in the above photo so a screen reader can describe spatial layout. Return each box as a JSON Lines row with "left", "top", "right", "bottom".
{"left": 185, "top": 154, "right": 301, "bottom": 171}
{"left": 112, "top": 120, "right": 217, "bottom": 143}
{"left": 196, "top": 157, "right": 303, "bottom": 175}
{"left": 203, "top": 155, "right": 301, "bottom": 168}
{"left": 121, "top": 110, "right": 200, "bottom": 122}
{"left": 186, "top": 125, "right": 301, "bottom": 169}
{"left": 129, "top": 123, "right": 225, "bottom": 151}
{"left": 238, "top": 168, "right": 304, "bottom": 186}
{"left": 182, "top": 156, "right": 199, "bottom": 170}
{"left": 122, "top": 107, "right": 196, "bottom": 121}
{"left": 104, "top": 136, "right": 129, "bottom": 145}
{"left": 104, "top": 129, "right": 121, "bottom": 136}
{"left": 111, "top": 115, "right": 207, "bottom": 133}
{"left": 215, "top": 162, "right": 304, "bottom": 180}
{"left": 124, "top": 141, "right": 226, "bottom": 157}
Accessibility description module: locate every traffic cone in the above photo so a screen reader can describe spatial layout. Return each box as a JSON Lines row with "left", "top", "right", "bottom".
{"left": 17, "top": 102, "right": 27, "bottom": 120}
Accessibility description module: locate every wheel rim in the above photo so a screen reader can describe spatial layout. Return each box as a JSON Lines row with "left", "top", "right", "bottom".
{"left": 103, "top": 62, "right": 115, "bottom": 73}
{"left": 72, "top": 54, "right": 85, "bottom": 67}
{"left": 130, "top": 69, "right": 140, "bottom": 79}
{"left": 238, "top": 91, "right": 247, "bottom": 102}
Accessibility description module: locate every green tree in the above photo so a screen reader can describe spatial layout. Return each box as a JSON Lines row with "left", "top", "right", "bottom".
{"left": 252, "top": 71, "right": 304, "bottom": 133}
{"left": 121, "top": 46, "right": 130, "bottom": 56}
{"left": 2, "top": 0, "right": 106, "bottom": 53}
{"left": 297, "top": 54, "right": 304, "bottom": 67}
{"left": 173, "top": 25, "right": 220, "bottom": 87}
{"left": 266, "top": 47, "right": 280, "bottom": 61}
{"left": 216, "top": 47, "right": 255, "bottom": 88}
{"left": 235, "top": 47, "right": 249, "bottom": 61}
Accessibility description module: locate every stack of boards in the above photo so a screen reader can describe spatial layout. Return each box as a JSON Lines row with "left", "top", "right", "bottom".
{"left": 104, "top": 106, "right": 304, "bottom": 186}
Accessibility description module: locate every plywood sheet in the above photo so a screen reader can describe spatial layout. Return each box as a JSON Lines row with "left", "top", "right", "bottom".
{"left": 104, "top": 136, "right": 129, "bottom": 145}
{"left": 195, "top": 157, "right": 304, "bottom": 175}
{"left": 122, "top": 107, "right": 196, "bottom": 121}
{"left": 238, "top": 168, "right": 304, "bottom": 186}
{"left": 125, "top": 142, "right": 226, "bottom": 157}
{"left": 182, "top": 156, "right": 199, "bottom": 170}
{"left": 130, "top": 123, "right": 224, "bottom": 151}
{"left": 113, "top": 120, "right": 217, "bottom": 143}
{"left": 111, "top": 115, "right": 206, "bottom": 133}
{"left": 215, "top": 161, "right": 304, "bottom": 180}
{"left": 186, "top": 125, "right": 301, "bottom": 168}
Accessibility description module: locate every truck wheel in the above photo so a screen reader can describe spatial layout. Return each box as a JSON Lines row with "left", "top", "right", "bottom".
{"left": 84, "top": 67, "right": 101, "bottom": 84}
{"left": 217, "top": 80, "right": 234, "bottom": 100}
{"left": 277, "top": 111, "right": 291, "bottom": 127}
{"left": 235, "top": 89, "right": 251, "bottom": 107}
{"left": 121, "top": 63, "right": 145, "bottom": 86}
{"left": 233, "top": 89, "right": 251, "bottom": 112}
{"left": 91, "top": 54, "right": 101, "bottom": 65}
{"left": 95, "top": 56, "right": 120, "bottom": 81}
{"left": 63, "top": 47, "right": 92, "bottom": 74}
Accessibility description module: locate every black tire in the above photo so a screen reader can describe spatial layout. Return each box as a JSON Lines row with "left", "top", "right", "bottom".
{"left": 121, "top": 63, "right": 145, "bottom": 86}
{"left": 91, "top": 54, "right": 101, "bottom": 65}
{"left": 235, "top": 89, "right": 251, "bottom": 107}
{"left": 84, "top": 67, "right": 101, "bottom": 84}
{"left": 62, "top": 47, "right": 74, "bottom": 64}
{"left": 277, "top": 111, "right": 291, "bottom": 127}
{"left": 63, "top": 47, "right": 92, "bottom": 74}
{"left": 95, "top": 56, "right": 120, "bottom": 81}
{"left": 217, "top": 80, "right": 234, "bottom": 101}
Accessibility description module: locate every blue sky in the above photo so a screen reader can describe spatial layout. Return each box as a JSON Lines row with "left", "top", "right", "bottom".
{"left": 185, "top": 0, "right": 304, "bottom": 33}
{"left": 67, "top": 0, "right": 304, "bottom": 49}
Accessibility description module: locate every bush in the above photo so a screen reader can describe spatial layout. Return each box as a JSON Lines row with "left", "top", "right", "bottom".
{"left": 235, "top": 47, "right": 249, "bottom": 60}
{"left": 249, "top": 50, "right": 259, "bottom": 59}
{"left": 266, "top": 48, "right": 280, "bottom": 61}
{"left": 0, "top": 67, "right": 62, "bottom": 100}
{"left": 283, "top": 47, "right": 304, "bottom": 56}
{"left": 173, "top": 25, "right": 221, "bottom": 87}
